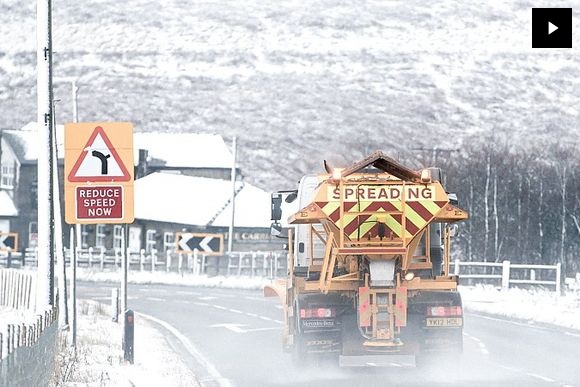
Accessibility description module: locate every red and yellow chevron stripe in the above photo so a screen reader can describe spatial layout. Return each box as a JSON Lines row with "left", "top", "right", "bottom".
{"left": 315, "top": 183, "right": 448, "bottom": 244}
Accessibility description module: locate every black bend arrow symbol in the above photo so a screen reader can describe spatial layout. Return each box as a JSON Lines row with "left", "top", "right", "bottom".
{"left": 91, "top": 150, "right": 111, "bottom": 175}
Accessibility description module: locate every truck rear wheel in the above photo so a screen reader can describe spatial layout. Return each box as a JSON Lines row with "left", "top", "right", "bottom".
{"left": 291, "top": 334, "right": 308, "bottom": 366}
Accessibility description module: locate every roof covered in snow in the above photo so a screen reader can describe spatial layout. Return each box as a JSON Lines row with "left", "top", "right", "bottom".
{"left": 134, "top": 173, "right": 270, "bottom": 228}
{"left": 2, "top": 123, "right": 65, "bottom": 164}
{"left": 0, "top": 191, "right": 18, "bottom": 217}
{"left": 134, "top": 132, "right": 233, "bottom": 168}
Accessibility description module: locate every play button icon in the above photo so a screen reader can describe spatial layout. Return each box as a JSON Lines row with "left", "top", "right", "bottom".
{"left": 532, "top": 8, "right": 572, "bottom": 48}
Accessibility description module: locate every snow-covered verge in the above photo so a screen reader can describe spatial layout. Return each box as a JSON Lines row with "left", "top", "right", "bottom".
{"left": 76, "top": 268, "right": 270, "bottom": 290}
{"left": 460, "top": 285, "right": 580, "bottom": 331}
{"left": 53, "top": 299, "right": 199, "bottom": 386}
{"left": 0, "top": 306, "right": 36, "bottom": 359}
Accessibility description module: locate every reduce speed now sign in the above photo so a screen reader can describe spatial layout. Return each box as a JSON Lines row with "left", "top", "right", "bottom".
{"left": 64, "top": 123, "right": 134, "bottom": 224}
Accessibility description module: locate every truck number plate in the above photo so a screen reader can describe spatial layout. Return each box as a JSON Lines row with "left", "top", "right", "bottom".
{"left": 426, "top": 317, "right": 463, "bottom": 327}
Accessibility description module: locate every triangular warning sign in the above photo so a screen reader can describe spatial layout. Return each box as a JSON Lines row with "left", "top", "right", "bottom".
{"left": 68, "top": 126, "right": 131, "bottom": 182}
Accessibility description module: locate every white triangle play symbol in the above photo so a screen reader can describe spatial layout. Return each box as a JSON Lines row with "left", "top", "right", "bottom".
{"left": 549, "top": 22, "right": 558, "bottom": 35}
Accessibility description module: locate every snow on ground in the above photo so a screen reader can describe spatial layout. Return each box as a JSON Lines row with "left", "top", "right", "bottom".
{"left": 460, "top": 284, "right": 580, "bottom": 331}
{"left": 56, "top": 299, "right": 199, "bottom": 386}
{"left": 0, "top": 306, "right": 36, "bottom": 359}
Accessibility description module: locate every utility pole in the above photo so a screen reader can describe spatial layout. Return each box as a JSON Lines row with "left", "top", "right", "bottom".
{"left": 53, "top": 101, "right": 68, "bottom": 328}
{"left": 70, "top": 80, "right": 79, "bottom": 346}
{"left": 71, "top": 81, "right": 82, "bottom": 246}
{"left": 228, "top": 137, "right": 237, "bottom": 253}
{"left": 36, "top": 0, "right": 55, "bottom": 311}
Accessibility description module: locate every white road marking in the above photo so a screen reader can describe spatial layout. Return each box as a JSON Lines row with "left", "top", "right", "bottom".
{"left": 137, "top": 312, "right": 232, "bottom": 387}
{"left": 247, "top": 327, "right": 279, "bottom": 333}
{"left": 211, "top": 323, "right": 248, "bottom": 333}
{"left": 470, "top": 313, "right": 553, "bottom": 333}
{"left": 564, "top": 331, "right": 580, "bottom": 338}
{"left": 244, "top": 296, "right": 264, "bottom": 301}
{"left": 138, "top": 288, "right": 168, "bottom": 293}
{"left": 210, "top": 323, "right": 279, "bottom": 334}
{"left": 463, "top": 332, "right": 489, "bottom": 356}
{"left": 498, "top": 365, "right": 520, "bottom": 373}
{"left": 86, "top": 295, "right": 137, "bottom": 301}
{"left": 145, "top": 297, "right": 165, "bottom": 302}
{"left": 199, "top": 296, "right": 217, "bottom": 301}
{"left": 498, "top": 364, "right": 557, "bottom": 384}
{"left": 176, "top": 290, "right": 201, "bottom": 296}
{"left": 188, "top": 301, "right": 282, "bottom": 326}
{"left": 527, "top": 373, "right": 555, "bottom": 382}
{"left": 215, "top": 294, "right": 235, "bottom": 298}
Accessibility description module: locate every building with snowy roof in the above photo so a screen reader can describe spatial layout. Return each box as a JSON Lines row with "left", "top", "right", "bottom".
{"left": 129, "top": 173, "right": 275, "bottom": 253}
{"left": 0, "top": 122, "right": 274, "bottom": 254}
{"left": 134, "top": 133, "right": 236, "bottom": 180}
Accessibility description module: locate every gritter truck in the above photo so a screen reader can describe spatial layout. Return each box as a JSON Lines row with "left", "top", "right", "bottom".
{"left": 265, "top": 151, "right": 468, "bottom": 367}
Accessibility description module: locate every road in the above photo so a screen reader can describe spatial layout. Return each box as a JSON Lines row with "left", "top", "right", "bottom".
{"left": 79, "top": 282, "right": 580, "bottom": 386}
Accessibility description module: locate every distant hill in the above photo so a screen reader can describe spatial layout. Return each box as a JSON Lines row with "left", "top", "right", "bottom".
{"left": 1, "top": 0, "right": 579, "bottom": 190}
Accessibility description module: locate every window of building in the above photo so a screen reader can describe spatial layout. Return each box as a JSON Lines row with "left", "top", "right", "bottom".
{"left": 95, "top": 225, "right": 106, "bottom": 248}
{"left": 0, "top": 165, "right": 15, "bottom": 189}
{"left": 28, "top": 222, "right": 38, "bottom": 248}
{"left": 31, "top": 181, "right": 37, "bottom": 207}
{"left": 113, "top": 225, "right": 123, "bottom": 250}
{"left": 163, "top": 232, "right": 175, "bottom": 251}
{"left": 146, "top": 229, "right": 156, "bottom": 253}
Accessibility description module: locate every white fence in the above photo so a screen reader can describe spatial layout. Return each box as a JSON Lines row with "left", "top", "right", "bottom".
{"left": 0, "top": 248, "right": 287, "bottom": 278}
{"left": 452, "top": 259, "right": 562, "bottom": 294}
{"left": 4, "top": 251, "right": 569, "bottom": 290}
{"left": 0, "top": 269, "right": 36, "bottom": 310}
{"left": 226, "top": 251, "right": 286, "bottom": 278}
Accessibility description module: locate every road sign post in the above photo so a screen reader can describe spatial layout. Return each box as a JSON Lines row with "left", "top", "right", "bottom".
{"left": 64, "top": 122, "right": 133, "bottom": 355}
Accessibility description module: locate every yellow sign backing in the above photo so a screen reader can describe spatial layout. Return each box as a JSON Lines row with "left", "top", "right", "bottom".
{"left": 64, "top": 122, "right": 134, "bottom": 224}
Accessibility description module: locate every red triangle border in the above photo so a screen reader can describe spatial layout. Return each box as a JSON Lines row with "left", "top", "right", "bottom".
{"left": 67, "top": 126, "right": 131, "bottom": 182}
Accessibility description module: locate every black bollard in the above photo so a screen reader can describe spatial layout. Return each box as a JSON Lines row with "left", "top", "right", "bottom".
{"left": 123, "top": 309, "right": 134, "bottom": 364}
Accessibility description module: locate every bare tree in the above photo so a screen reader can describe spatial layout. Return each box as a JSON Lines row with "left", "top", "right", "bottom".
{"left": 493, "top": 169, "right": 499, "bottom": 262}
{"left": 483, "top": 152, "right": 491, "bottom": 262}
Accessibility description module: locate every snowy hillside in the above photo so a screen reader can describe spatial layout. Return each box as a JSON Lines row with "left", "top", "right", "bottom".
{"left": 0, "top": 0, "right": 579, "bottom": 190}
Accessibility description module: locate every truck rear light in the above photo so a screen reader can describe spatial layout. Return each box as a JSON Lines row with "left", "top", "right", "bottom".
{"left": 426, "top": 306, "right": 462, "bottom": 317}
{"left": 300, "top": 307, "right": 336, "bottom": 318}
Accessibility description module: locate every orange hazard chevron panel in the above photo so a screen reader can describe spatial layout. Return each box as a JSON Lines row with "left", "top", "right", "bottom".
{"left": 313, "top": 180, "right": 449, "bottom": 244}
